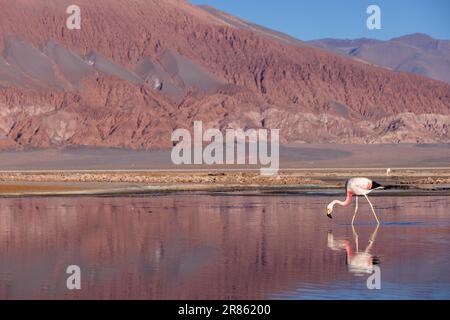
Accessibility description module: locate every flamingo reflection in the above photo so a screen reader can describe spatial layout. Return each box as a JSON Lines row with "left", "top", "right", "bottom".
{"left": 327, "top": 225, "right": 381, "bottom": 276}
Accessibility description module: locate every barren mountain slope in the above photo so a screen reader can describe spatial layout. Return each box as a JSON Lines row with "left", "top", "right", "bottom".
{"left": 0, "top": 0, "right": 449, "bottom": 150}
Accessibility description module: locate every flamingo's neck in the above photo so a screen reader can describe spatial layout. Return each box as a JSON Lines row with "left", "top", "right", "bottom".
{"left": 343, "top": 241, "right": 353, "bottom": 260}
{"left": 330, "top": 191, "right": 353, "bottom": 209}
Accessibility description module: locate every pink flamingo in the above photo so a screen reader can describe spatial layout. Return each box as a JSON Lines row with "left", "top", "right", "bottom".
{"left": 327, "top": 225, "right": 380, "bottom": 275}
{"left": 326, "top": 177, "right": 384, "bottom": 224}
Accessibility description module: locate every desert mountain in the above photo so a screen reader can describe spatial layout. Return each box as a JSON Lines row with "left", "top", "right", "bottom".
{"left": 309, "top": 33, "right": 450, "bottom": 84}
{"left": 0, "top": 0, "right": 449, "bottom": 150}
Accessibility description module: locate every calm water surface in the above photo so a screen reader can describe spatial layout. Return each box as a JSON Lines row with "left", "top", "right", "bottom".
{"left": 0, "top": 194, "right": 449, "bottom": 299}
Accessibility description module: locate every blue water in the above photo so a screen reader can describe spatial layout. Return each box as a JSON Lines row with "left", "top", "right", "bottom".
{"left": 0, "top": 194, "right": 449, "bottom": 299}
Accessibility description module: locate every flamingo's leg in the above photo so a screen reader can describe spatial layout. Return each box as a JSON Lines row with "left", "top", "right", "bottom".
{"left": 352, "top": 224, "right": 359, "bottom": 253}
{"left": 327, "top": 230, "right": 333, "bottom": 248}
{"left": 364, "top": 194, "right": 380, "bottom": 224}
{"left": 365, "top": 224, "right": 380, "bottom": 254}
{"left": 351, "top": 196, "right": 359, "bottom": 225}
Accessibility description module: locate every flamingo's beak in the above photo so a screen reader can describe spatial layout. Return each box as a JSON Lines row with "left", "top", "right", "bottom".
{"left": 326, "top": 208, "right": 333, "bottom": 219}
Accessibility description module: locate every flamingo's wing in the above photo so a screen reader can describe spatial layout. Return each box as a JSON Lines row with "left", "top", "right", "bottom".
{"left": 348, "top": 177, "right": 372, "bottom": 195}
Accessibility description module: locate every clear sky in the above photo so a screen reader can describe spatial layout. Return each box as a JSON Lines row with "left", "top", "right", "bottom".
{"left": 189, "top": 0, "right": 450, "bottom": 41}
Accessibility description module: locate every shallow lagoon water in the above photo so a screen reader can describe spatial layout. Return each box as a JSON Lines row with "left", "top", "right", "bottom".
{"left": 0, "top": 194, "right": 449, "bottom": 299}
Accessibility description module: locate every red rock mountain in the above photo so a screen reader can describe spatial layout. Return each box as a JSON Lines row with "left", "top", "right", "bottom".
{"left": 0, "top": 0, "right": 449, "bottom": 150}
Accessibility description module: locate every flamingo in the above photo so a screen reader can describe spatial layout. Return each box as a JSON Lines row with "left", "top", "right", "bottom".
{"left": 326, "top": 177, "right": 384, "bottom": 224}
{"left": 327, "top": 225, "right": 380, "bottom": 275}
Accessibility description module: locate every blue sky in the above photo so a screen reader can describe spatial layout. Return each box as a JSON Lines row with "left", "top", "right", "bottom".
{"left": 189, "top": 0, "right": 450, "bottom": 41}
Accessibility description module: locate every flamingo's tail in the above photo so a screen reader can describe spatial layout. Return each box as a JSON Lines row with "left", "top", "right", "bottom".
{"left": 371, "top": 181, "right": 384, "bottom": 190}
{"left": 372, "top": 181, "right": 410, "bottom": 190}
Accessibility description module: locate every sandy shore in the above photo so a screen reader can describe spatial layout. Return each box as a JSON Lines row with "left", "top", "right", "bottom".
{"left": 0, "top": 144, "right": 449, "bottom": 170}
{"left": 1, "top": 168, "right": 449, "bottom": 197}
{"left": 1, "top": 144, "right": 449, "bottom": 196}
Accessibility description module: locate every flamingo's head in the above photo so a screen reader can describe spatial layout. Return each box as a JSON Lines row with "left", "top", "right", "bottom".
{"left": 326, "top": 203, "right": 333, "bottom": 219}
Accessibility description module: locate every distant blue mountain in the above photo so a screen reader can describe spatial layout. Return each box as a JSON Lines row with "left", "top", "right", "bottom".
{"left": 309, "top": 33, "right": 450, "bottom": 84}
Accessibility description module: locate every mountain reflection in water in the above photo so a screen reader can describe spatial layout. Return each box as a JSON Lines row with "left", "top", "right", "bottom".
{"left": 0, "top": 194, "right": 449, "bottom": 299}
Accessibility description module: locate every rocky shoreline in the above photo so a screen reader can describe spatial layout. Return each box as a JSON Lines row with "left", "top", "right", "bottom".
{"left": 0, "top": 168, "right": 449, "bottom": 197}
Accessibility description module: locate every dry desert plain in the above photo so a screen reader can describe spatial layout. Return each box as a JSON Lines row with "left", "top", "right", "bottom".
{"left": 0, "top": 144, "right": 449, "bottom": 197}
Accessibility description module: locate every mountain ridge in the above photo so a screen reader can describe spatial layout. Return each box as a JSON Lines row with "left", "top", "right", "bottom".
{"left": 309, "top": 33, "right": 450, "bottom": 84}
{"left": 0, "top": 0, "right": 449, "bottom": 150}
